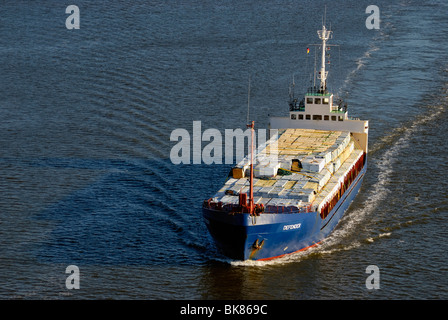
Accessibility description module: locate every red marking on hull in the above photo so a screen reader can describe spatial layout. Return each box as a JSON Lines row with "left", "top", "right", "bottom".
{"left": 256, "top": 241, "right": 321, "bottom": 261}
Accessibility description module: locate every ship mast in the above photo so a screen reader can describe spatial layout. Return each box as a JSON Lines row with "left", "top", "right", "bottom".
{"left": 247, "top": 121, "right": 255, "bottom": 215}
{"left": 245, "top": 76, "right": 255, "bottom": 215}
{"left": 317, "top": 23, "right": 332, "bottom": 92}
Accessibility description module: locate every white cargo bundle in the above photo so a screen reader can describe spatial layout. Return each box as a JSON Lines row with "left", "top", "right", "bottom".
{"left": 276, "top": 190, "right": 288, "bottom": 199}
{"left": 278, "top": 199, "right": 294, "bottom": 207}
{"left": 292, "top": 180, "right": 307, "bottom": 190}
{"left": 325, "top": 163, "right": 334, "bottom": 174}
{"left": 324, "top": 181, "right": 338, "bottom": 194}
{"left": 280, "top": 189, "right": 298, "bottom": 199}
{"left": 317, "top": 192, "right": 329, "bottom": 206}
{"left": 351, "top": 148, "right": 364, "bottom": 161}
{"left": 225, "top": 178, "right": 238, "bottom": 185}
{"left": 235, "top": 178, "right": 247, "bottom": 185}
{"left": 219, "top": 195, "right": 240, "bottom": 205}
{"left": 258, "top": 186, "right": 273, "bottom": 197}
{"left": 301, "top": 189, "right": 316, "bottom": 202}
{"left": 316, "top": 151, "right": 332, "bottom": 165}
{"left": 348, "top": 140, "right": 355, "bottom": 153}
{"left": 253, "top": 196, "right": 264, "bottom": 204}
{"left": 254, "top": 162, "right": 280, "bottom": 178}
{"left": 282, "top": 173, "right": 300, "bottom": 180}
{"left": 279, "top": 159, "right": 292, "bottom": 170}
{"left": 313, "top": 170, "right": 332, "bottom": 188}
{"left": 288, "top": 189, "right": 314, "bottom": 202}
{"left": 229, "top": 184, "right": 244, "bottom": 194}
{"left": 339, "top": 162, "right": 351, "bottom": 173}
{"left": 327, "top": 147, "right": 337, "bottom": 161}
{"left": 269, "top": 186, "right": 284, "bottom": 196}
{"left": 265, "top": 198, "right": 279, "bottom": 206}
{"left": 301, "top": 156, "right": 326, "bottom": 173}
{"left": 314, "top": 193, "right": 326, "bottom": 205}
{"left": 333, "top": 158, "right": 341, "bottom": 172}
{"left": 212, "top": 192, "right": 225, "bottom": 202}
{"left": 273, "top": 180, "right": 288, "bottom": 188}
{"left": 257, "top": 154, "right": 279, "bottom": 166}
{"left": 337, "top": 132, "right": 350, "bottom": 149}
{"left": 267, "top": 198, "right": 292, "bottom": 207}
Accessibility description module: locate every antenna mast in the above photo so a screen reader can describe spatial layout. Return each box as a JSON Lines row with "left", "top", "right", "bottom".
{"left": 317, "top": 27, "right": 332, "bottom": 92}
{"left": 317, "top": 8, "right": 332, "bottom": 93}
{"left": 246, "top": 77, "right": 254, "bottom": 216}
{"left": 247, "top": 76, "right": 251, "bottom": 124}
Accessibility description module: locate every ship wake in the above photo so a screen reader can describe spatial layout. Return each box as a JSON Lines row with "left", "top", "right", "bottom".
{"left": 315, "top": 102, "right": 447, "bottom": 255}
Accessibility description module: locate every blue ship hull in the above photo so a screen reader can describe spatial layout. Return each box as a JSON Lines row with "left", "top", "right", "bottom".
{"left": 203, "top": 164, "right": 366, "bottom": 261}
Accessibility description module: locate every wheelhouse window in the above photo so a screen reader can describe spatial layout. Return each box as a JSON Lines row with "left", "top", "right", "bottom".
{"left": 323, "top": 98, "right": 329, "bottom": 104}
{"left": 314, "top": 98, "right": 321, "bottom": 104}
{"left": 306, "top": 97, "right": 313, "bottom": 104}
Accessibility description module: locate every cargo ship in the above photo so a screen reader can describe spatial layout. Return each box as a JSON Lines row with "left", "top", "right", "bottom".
{"left": 202, "top": 23, "right": 369, "bottom": 261}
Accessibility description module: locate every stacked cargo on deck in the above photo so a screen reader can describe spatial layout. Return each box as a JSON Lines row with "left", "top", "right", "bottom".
{"left": 211, "top": 128, "right": 364, "bottom": 214}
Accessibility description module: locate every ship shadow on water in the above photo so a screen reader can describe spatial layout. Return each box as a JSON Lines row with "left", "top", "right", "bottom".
{"left": 30, "top": 158, "right": 231, "bottom": 267}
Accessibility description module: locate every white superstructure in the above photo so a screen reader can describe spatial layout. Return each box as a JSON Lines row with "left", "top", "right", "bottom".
{"left": 269, "top": 24, "right": 369, "bottom": 153}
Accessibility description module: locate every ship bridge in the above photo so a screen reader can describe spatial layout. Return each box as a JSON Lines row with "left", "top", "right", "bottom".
{"left": 289, "top": 86, "right": 346, "bottom": 122}
{"left": 269, "top": 24, "right": 368, "bottom": 153}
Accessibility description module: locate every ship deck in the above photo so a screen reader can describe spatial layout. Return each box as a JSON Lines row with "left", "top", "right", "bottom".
{"left": 211, "top": 128, "right": 365, "bottom": 215}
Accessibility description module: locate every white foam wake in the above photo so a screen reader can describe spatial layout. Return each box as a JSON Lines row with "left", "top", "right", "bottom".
{"left": 316, "top": 102, "right": 446, "bottom": 253}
